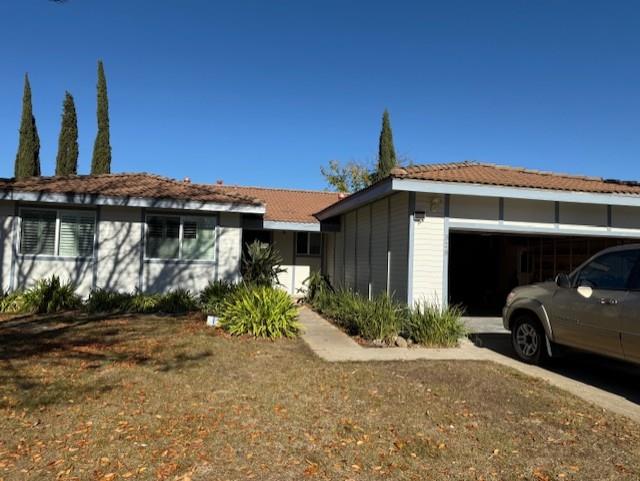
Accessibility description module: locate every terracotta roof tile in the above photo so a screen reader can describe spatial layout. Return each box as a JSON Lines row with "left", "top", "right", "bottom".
{"left": 391, "top": 161, "right": 640, "bottom": 195}
{"left": 0, "top": 173, "right": 262, "bottom": 206}
{"left": 219, "top": 185, "right": 345, "bottom": 223}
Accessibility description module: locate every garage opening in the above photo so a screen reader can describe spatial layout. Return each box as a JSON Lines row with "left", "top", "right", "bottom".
{"left": 448, "top": 232, "right": 638, "bottom": 316}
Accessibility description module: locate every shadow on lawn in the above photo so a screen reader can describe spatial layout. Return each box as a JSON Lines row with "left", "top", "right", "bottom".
{"left": 470, "top": 332, "right": 640, "bottom": 406}
{"left": 0, "top": 312, "right": 212, "bottom": 408}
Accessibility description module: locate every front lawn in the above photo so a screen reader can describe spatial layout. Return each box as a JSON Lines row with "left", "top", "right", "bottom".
{"left": 1, "top": 313, "right": 639, "bottom": 480}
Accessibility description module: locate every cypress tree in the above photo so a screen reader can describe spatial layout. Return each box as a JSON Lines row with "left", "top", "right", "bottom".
{"left": 55, "top": 91, "right": 79, "bottom": 176}
{"left": 14, "top": 74, "right": 41, "bottom": 179}
{"left": 375, "top": 109, "right": 397, "bottom": 180}
{"left": 91, "top": 60, "right": 111, "bottom": 174}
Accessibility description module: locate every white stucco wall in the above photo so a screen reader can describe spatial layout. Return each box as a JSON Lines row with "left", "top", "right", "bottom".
{"left": 504, "top": 198, "right": 555, "bottom": 225}
{"left": 450, "top": 195, "right": 499, "bottom": 221}
{"left": 0, "top": 201, "right": 16, "bottom": 292}
{"left": 96, "top": 206, "right": 143, "bottom": 292}
{"left": 559, "top": 202, "right": 607, "bottom": 227}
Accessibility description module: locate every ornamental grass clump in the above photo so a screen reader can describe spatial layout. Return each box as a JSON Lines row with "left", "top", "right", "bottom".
{"left": 309, "top": 287, "right": 403, "bottom": 342}
{"left": 21, "top": 276, "right": 82, "bottom": 314}
{"left": 199, "top": 280, "right": 238, "bottom": 315}
{"left": 219, "top": 284, "right": 300, "bottom": 339}
{"left": 405, "top": 301, "right": 465, "bottom": 347}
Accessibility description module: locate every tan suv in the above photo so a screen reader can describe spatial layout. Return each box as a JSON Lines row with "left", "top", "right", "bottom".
{"left": 503, "top": 244, "right": 640, "bottom": 365}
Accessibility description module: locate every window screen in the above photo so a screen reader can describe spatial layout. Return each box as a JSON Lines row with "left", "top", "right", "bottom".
{"left": 182, "top": 217, "right": 215, "bottom": 260}
{"left": 146, "top": 216, "right": 180, "bottom": 259}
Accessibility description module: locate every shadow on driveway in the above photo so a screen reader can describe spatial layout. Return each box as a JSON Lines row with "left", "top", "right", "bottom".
{"left": 470, "top": 332, "right": 640, "bottom": 406}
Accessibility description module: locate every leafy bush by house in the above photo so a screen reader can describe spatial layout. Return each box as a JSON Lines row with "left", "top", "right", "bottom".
{"left": 156, "top": 288, "right": 197, "bottom": 314}
{"left": 22, "top": 276, "right": 82, "bottom": 314}
{"left": 300, "top": 271, "right": 333, "bottom": 304}
{"left": 241, "top": 240, "right": 286, "bottom": 287}
{"left": 0, "top": 290, "right": 28, "bottom": 314}
{"left": 199, "top": 280, "right": 238, "bottom": 315}
{"left": 405, "top": 302, "right": 466, "bottom": 347}
{"left": 310, "top": 289, "right": 403, "bottom": 342}
{"left": 85, "top": 288, "right": 134, "bottom": 313}
{"left": 309, "top": 288, "right": 465, "bottom": 347}
{"left": 220, "top": 284, "right": 300, "bottom": 339}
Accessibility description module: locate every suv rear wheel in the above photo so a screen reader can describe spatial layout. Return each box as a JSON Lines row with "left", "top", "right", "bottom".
{"left": 511, "top": 315, "right": 549, "bottom": 365}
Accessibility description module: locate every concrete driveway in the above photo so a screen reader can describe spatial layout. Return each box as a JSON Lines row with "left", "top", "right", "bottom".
{"left": 465, "top": 317, "right": 640, "bottom": 411}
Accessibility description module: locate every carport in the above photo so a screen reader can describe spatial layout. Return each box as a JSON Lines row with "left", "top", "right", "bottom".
{"left": 448, "top": 231, "right": 635, "bottom": 316}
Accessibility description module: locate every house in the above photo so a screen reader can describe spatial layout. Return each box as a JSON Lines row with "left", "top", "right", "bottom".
{"left": 316, "top": 162, "right": 640, "bottom": 315}
{"left": 3, "top": 161, "right": 640, "bottom": 316}
{"left": 0, "top": 173, "right": 340, "bottom": 297}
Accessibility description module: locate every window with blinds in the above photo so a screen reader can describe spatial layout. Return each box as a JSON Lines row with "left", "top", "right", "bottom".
{"left": 20, "top": 210, "right": 57, "bottom": 255}
{"left": 19, "top": 209, "right": 95, "bottom": 257}
{"left": 59, "top": 213, "right": 96, "bottom": 257}
{"left": 145, "top": 215, "right": 216, "bottom": 260}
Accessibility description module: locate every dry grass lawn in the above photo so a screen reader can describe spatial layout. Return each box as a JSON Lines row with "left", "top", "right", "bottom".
{"left": 1, "top": 312, "right": 639, "bottom": 481}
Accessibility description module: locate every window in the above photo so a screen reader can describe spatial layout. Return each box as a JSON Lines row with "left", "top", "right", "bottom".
{"left": 575, "top": 249, "right": 640, "bottom": 290}
{"left": 145, "top": 215, "right": 216, "bottom": 260}
{"left": 296, "top": 232, "right": 321, "bottom": 256}
{"left": 20, "top": 208, "right": 95, "bottom": 257}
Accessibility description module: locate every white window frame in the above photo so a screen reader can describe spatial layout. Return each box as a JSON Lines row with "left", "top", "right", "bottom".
{"left": 18, "top": 207, "right": 97, "bottom": 259}
{"left": 144, "top": 213, "right": 217, "bottom": 262}
{"left": 296, "top": 232, "right": 321, "bottom": 257}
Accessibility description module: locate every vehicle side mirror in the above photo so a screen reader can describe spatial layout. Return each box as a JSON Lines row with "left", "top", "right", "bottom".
{"left": 555, "top": 273, "right": 571, "bottom": 288}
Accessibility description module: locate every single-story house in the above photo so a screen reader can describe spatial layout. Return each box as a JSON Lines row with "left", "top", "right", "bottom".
{"left": 317, "top": 162, "right": 640, "bottom": 315}
{"left": 0, "top": 173, "right": 340, "bottom": 297}
{"left": 3, "top": 161, "right": 640, "bottom": 316}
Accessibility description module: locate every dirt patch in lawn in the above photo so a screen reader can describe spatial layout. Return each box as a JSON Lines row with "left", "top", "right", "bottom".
{"left": 1, "top": 313, "right": 639, "bottom": 481}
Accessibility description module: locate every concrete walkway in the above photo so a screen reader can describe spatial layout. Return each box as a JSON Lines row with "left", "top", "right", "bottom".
{"left": 298, "top": 306, "right": 640, "bottom": 423}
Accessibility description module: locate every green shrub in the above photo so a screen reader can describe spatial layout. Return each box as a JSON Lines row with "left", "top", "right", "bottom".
{"left": 405, "top": 302, "right": 465, "bottom": 347}
{"left": 129, "top": 291, "right": 161, "bottom": 313}
{"left": 310, "top": 288, "right": 403, "bottom": 342}
{"left": 86, "top": 288, "right": 134, "bottom": 313}
{"left": 156, "top": 288, "right": 197, "bottom": 313}
{"left": 0, "top": 290, "right": 28, "bottom": 314}
{"left": 220, "top": 285, "right": 300, "bottom": 339}
{"left": 199, "top": 280, "right": 238, "bottom": 314}
{"left": 300, "top": 271, "right": 333, "bottom": 304}
{"left": 241, "top": 240, "right": 286, "bottom": 287}
{"left": 22, "top": 275, "right": 82, "bottom": 314}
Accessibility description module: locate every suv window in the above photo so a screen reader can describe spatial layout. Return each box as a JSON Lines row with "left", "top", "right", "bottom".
{"left": 575, "top": 249, "right": 640, "bottom": 290}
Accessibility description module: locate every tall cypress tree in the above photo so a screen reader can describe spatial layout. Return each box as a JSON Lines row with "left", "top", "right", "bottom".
{"left": 91, "top": 60, "right": 111, "bottom": 174}
{"left": 14, "top": 74, "right": 41, "bottom": 179}
{"left": 375, "top": 109, "right": 397, "bottom": 181}
{"left": 55, "top": 91, "right": 79, "bottom": 176}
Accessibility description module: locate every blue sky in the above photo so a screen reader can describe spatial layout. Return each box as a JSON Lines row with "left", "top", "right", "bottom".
{"left": 1, "top": 1, "right": 639, "bottom": 189}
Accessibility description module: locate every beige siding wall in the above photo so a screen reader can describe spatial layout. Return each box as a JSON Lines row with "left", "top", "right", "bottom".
{"left": 96, "top": 206, "right": 143, "bottom": 292}
{"left": 323, "top": 232, "right": 335, "bottom": 283}
{"left": 450, "top": 195, "right": 499, "bottom": 221}
{"left": 344, "top": 211, "right": 357, "bottom": 289}
{"left": 356, "top": 206, "right": 371, "bottom": 296}
{"left": 611, "top": 206, "right": 640, "bottom": 230}
{"left": 370, "top": 199, "right": 388, "bottom": 296}
{"left": 504, "top": 198, "right": 555, "bottom": 224}
{"left": 411, "top": 193, "right": 445, "bottom": 305}
{"left": 559, "top": 202, "right": 607, "bottom": 227}
{"left": 388, "top": 192, "right": 409, "bottom": 301}
{"left": 333, "top": 225, "right": 345, "bottom": 287}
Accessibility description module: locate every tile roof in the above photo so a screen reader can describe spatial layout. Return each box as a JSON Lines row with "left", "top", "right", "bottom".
{"left": 218, "top": 185, "right": 345, "bottom": 223}
{"left": 391, "top": 161, "right": 640, "bottom": 195}
{"left": 0, "top": 173, "right": 263, "bottom": 206}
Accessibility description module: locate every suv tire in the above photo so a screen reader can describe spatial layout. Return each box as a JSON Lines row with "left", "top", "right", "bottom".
{"left": 511, "top": 315, "right": 549, "bottom": 365}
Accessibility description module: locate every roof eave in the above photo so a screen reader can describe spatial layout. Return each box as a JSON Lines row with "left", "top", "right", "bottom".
{"left": 0, "top": 190, "right": 266, "bottom": 214}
